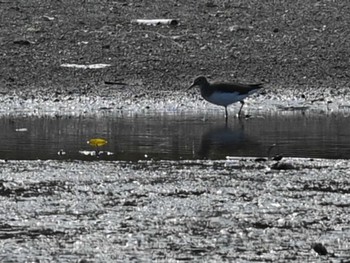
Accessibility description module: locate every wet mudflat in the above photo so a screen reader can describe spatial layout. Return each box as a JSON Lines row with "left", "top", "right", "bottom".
{"left": 0, "top": 158, "right": 350, "bottom": 262}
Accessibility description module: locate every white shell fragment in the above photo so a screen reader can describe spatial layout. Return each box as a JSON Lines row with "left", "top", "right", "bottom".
{"left": 60, "top": 63, "right": 111, "bottom": 69}
{"left": 132, "top": 19, "right": 178, "bottom": 26}
{"left": 57, "top": 149, "right": 66, "bottom": 156}
{"left": 79, "top": 150, "right": 97, "bottom": 156}
{"left": 43, "top": 15, "right": 55, "bottom": 21}
{"left": 78, "top": 150, "right": 114, "bottom": 156}
{"left": 15, "top": 128, "right": 28, "bottom": 132}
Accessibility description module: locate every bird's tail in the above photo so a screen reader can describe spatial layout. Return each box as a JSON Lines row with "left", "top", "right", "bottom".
{"left": 250, "top": 83, "right": 264, "bottom": 89}
{"left": 247, "top": 83, "right": 264, "bottom": 95}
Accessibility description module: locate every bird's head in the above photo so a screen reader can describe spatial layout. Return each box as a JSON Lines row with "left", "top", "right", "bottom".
{"left": 188, "top": 76, "right": 209, "bottom": 90}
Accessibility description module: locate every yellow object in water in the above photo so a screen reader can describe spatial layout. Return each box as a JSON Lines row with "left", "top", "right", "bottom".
{"left": 87, "top": 138, "right": 108, "bottom": 147}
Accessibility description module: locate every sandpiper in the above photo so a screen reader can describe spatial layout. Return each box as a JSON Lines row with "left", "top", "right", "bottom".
{"left": 188, "top": 76, "right": 263, "bottom": 120}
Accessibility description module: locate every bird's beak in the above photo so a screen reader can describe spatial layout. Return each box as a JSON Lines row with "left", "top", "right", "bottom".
{"left": 187, "top": 83, "right": 196, "bottom": 91}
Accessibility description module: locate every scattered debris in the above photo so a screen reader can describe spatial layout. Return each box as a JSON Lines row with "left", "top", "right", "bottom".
{"left": 229, "top": 25, "right": 253, "bottom": 32}
{"left": 43, "top": 15, "right": 55, "bottom": 21}
{"left": 132, "top": 19, "right": 179, "bottom": 26}
{"left": 57, "top": 149, "right": 66, "bottom": 156}
{"left": 79, "top": 150, "right": 114, "bottom": 157}
{"left": 79, "top": 150, "right": 98, "bottom": 156}
{"left": 60, "top": 63, "right": 111, "bottom": 69}
{"left": 85, "top": 138, "right": 110, "bottom": 158}
{"left": 13, "top": 40, "right": 31, "bottom": 46}
{"left": 87, "top": 138, "right": 108, "bottom": 147}
{"left": 15, "top": 128, "right": 28, "bottom": 132}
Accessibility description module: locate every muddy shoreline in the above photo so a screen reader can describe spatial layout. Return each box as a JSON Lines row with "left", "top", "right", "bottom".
{"left": 1, "top": 86, "right": 350, "bottom": 117}
{"left": 1, "top": 1, "right": 349, "bottom": 98}
{"left": 1, "top": 158, "right": 350, "bottom": 262}
{"left": 1, "top": 1, "right": 350, "bottom": 117}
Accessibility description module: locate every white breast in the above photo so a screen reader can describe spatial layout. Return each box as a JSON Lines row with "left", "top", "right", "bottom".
{"left": 205, "top": 92, "right": 250, "bottom": 106}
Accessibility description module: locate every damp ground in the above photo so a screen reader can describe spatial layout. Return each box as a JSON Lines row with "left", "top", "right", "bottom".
{"left": 1, "top": 158, "right": 350, "bottom": 262}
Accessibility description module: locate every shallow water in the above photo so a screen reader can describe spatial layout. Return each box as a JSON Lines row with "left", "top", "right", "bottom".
{"left": 1, "top": 112, "right": 350, "bottom": 160}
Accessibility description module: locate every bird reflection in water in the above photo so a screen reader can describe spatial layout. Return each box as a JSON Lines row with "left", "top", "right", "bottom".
{"left": 198, "top": 122, "right": 260, "bottom": 159}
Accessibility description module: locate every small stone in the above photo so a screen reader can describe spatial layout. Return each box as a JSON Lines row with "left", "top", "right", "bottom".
{"left": 13, "top": 39, "right": 31, "bottom": 45}
{"left": 312, "top": 243, "right": 328, "bottom": 256}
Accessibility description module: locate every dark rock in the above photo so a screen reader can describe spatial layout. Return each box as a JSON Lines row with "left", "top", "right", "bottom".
{"left": 13, "top": 39, "right": 31, "bottom": 45}
{"left": 311, "top": 243, "right": 328, "bottom": 256}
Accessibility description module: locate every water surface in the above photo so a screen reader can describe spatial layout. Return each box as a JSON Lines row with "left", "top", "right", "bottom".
{"left": 1, "top": 112, "right": 350, "bottom": 160}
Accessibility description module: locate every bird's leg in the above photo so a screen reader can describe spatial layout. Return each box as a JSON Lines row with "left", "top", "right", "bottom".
{"left": 238, "top": 101, "right": 244, "bottom": 118}
{"left": 224, "top": 106, "right": 228, "bottom": 122}
{"left": 267, "top": 144, "right": 277, "bottom": 159}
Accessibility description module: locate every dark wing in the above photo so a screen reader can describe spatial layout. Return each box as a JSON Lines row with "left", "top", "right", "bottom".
{"left": 211, "top": 82, "right": 263, "bottom": 95}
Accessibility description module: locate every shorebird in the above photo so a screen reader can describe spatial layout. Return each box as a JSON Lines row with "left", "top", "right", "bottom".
{"left": 188, "top": 76, "right": 263, "bottom": 121}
